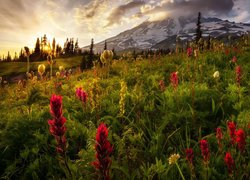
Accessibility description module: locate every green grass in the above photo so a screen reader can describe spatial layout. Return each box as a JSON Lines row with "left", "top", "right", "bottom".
{"left": 0, "top": 56, "right": 82, "bottom": 77}
{"left": 0, "top": 46, "right": 250, "bottom": 179}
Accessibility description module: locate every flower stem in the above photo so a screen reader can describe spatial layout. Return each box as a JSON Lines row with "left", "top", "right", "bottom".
{"left": 175, "top": 162, "right": 186, "bottom": 180}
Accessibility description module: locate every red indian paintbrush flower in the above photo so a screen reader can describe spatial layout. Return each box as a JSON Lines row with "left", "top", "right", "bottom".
{"left": 159, "top": 80, "right": 165, "bottom": 92}
{"left": 185, "top": 148, "right": 194, "bottom": 165}
{"left": 232, "top": 56, "right": 237, "bottom": 63}
{"left": 187, "top": 47, "right": 192, "bottom": 57}
{"left": 48, "top": 94, "right": 67, "bottom": 154}
{"left": 235, "top": 65, "right": 242, "bottom": 86}
{"left": 200, "top": 139, "right": 210, "bottom": 163}
{"left": 235, "top": 129, "right": 246, "bottom": 153}
{"left": 224, "top": 152, "right": 235, "bottom": 174}
{"left": 170, "top": 72, "right": 178, "bottom": 90}
{"left": 216, "top": 127, "right": 223, "bottom": 150}
{"left": 93, "top": 123, "right": 113, "bottom": 180}
{"left": 227, "top": 121, "right": 236, "bottom": 145}
{"left": 76, "top": 87, "right": 87, "bottom": 103}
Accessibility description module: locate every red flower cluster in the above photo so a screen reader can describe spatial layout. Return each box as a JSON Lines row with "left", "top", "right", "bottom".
{"left": 170, "top": 72, "right": 178, "bottom": 90}
{"left": 159, "top": 80, "right": 165, "bottom": 92}
{"left": 227, "top": 121, "right": 236, "bottom": 145}
{"left": 200, "top": 139, "right": 210, "bottom": 163}
{"left": 225, "top": 49, "right": 229, "bottom": 55}
{"left": 235, "top": 129, "right": 246, "bottom": 153}
{"left": 185, "top": 148, "right": 194, "bottom": 165}
{"left": 48, "top": 95, "right": 67, "bottom": 154}
{"left": 216, "top": 127, "right": 223, "bottom": 150}
{"left": 76, "top": 87, "right": 87, "bottom": 103}
{"left": 93, "top": 123, "right": 113, "bottom": 180}
{"left": 224, "top": 152, "right": 235, "bottom": 174}
{"left": 232, "top": 56, "right": 237, "bottom": 63}
{"left": 187, "top": 47, "right": 193, "bottom": 57}
{"left": 235, "top": 65, "right": 242, "bottom": 86}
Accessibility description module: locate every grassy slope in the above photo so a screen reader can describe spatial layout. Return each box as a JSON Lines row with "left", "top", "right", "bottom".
{"left": 0, "top": 56, "right": 82, "bottom": 77}
{"left": 0, "top": 48, "right": 250, "bottom": 179}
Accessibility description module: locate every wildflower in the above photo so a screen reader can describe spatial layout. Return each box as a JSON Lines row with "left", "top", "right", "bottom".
{"left": 213, "top": 71, "right": 220, "bottom": 79}
{"left": 168, "top": 153, "right": 180, "bottom": 165}
{"left": 38, "top": 64, "right": 46, "bottom": 76}
{"left": 187, "top": 47, "right": 192, "bottom": 57}
{"left": 75, "top": 87, "right": 87, "bottom": 103}
{"left": 32, "top": 76, "right": 38, "bottom": 82}
{"left": 216, "top": 127, "right": 223, "bottom": 150}
{"left": 59, "top": 66, "right": 65, "bottom": 72}
{"left": 93, "top": 123, "right": 113, "bottom": 180}
{"left": 227, "top": 121, "right": 236, "bottom": 145}
{"left": 224, "top": 152, "right": 235, "bottom": 174}
{"left": 232, "top": 56, "right": 237, "bottom": 63}
{"left": 159, "top": 80, "right": 166, "bottom": 92}
{"left": 26, "top": 72, "right": 32, "bottom": 79}
{"left": 170, "top": 72, "right": 178, "bottom": 90}
{"left": 56, "top": 71, "right": 60, "bottom": 77}
{"left": 235, "top": 129, "right": 246, "bottom": 153}
{"left": 185, "top": 148, "right": 194, "bottom": 165}
{"left": 48, "top": 95, "right": 67, "bottom": 154}
{"left": 89, "top": 78, "right": 101, "bottom": 112}
{"left": 235, "top": 65, "right": 242, "bottom": 86}
{"left": 225, "top": 49, "right": 229, "bottom": 55}
{"left": 200, "top": 139, "right": 210, "bottom": 163}
{"left": 101, "top": 50, "right": 113, "bottom": 65}
{"left": 119, "top": 81, "right": 127, "bottom": 116}
{"left": 194, "top": 49, "right": 198, "bottom": 58}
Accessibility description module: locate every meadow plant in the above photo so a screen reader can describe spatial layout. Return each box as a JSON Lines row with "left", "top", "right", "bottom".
{"left": 224, "top": 152, "right": 235, "bottom": 175}
{"left": 227, "top": 121, "right": 236, "bottom": 145}
{"left": 119, "top": 80, "right": 127, "bottom": 116}
{"left": 92, "top": 123, "right": 113, "bottom": 180}
{"left": 170, "top": 72, "right": 178, "bottom": 90}
{"left": 235, "top": 65, "right": 242, "bottom": 86}
{"left": 48, "top": 94, "right": 67, "bottom": 155}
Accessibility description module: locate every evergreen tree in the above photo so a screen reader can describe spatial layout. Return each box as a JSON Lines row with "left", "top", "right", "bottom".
{"left": 52, "top": 38, "right": 56, "bottom": 56}
{"left": 104, "top": 40, "right": 107, "bottom": 50}
{"left": 34, "top": 38, "right": 40, "bottom": 54}
{"left": 89, "top": 38, "right": 94, "bottom": 66}
{"left": 41, "top": 34, "right": 48, "bottom": 53}
{"left": 14, "top": 52, "right": 18, "bottom": 61}
{"left": 56, "top": 44, "right": 62, "bottom": 56}
{"left": 80, "top": 39, "right": 94, "bottom": 71}
{"left": 19, "top": 48, "right": 25, "bottom": 61}
{"left": 69, "top": 38, "right": 74, "bottom": 54}
{"left": 6, "top": 51, "right": 11, "bottom": 61}
{"left": 64, "top": 38, "right": 70, "bottom": 55}
{"left": 196, "top": 12, "right": 202, "bottom": 44}
{"left": 74, "top": 39, "right": 79, "bottom": 54}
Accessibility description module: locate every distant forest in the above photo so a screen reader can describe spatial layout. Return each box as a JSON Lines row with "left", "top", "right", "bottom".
{"left": 0, "top": 34, "right": 81, "bottom": 62}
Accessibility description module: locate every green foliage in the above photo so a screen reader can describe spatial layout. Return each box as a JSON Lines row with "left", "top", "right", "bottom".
{"left": 1, "top": 40, "right": 250, "bottom": 179}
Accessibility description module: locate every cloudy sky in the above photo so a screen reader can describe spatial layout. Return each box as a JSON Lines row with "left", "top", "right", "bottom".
{"left": 0, "top": 0, "right": 249, "bottom": 57}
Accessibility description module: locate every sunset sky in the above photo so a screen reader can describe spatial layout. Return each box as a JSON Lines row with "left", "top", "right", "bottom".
{"left": 0, "top": 0, "right": 249, "bottom": 57}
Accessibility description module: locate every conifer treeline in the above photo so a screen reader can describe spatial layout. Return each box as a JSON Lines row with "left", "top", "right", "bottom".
{"left": 0, "top": 34, "right": 81, "bottom": 62}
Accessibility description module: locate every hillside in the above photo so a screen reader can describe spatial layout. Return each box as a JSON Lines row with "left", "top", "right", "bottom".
{"left": 85, "top": 17, "right": 250, "bottom": 52}
{"left": 0, "top": 43, "right": 250, "bottom": 179}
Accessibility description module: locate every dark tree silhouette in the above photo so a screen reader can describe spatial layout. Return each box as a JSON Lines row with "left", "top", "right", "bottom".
{"left": 196, "top": 12, "right": 202, "bottom": 44}
{"left": 89, "top": 38, "right": 94, "bottom": 63}
{"left": 104, "top": 40, "right": 107, "bottom": 50}
{"left": 80, "top": 38, "right": 95, "bottom": 71}
{"left": 34, "top": 38, "right": 40, "bottom": 54}
{"left": 52, "top": 38, "right": 56, "bottom": 56}
{"left": 6, "top": 51, "right": 11, "bottom": 62}
{"left": 74, "top": 39, "right": 79, "bottom": 54}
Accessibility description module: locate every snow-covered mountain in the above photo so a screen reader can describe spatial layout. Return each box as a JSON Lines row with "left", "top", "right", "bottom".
{"left": 84, "top": 17, "right": 250, "bottom": 52}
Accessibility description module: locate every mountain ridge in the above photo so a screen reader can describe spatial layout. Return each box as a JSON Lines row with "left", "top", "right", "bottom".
{"left": 83, "top": 16, "right": 250, "bottom": 52}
